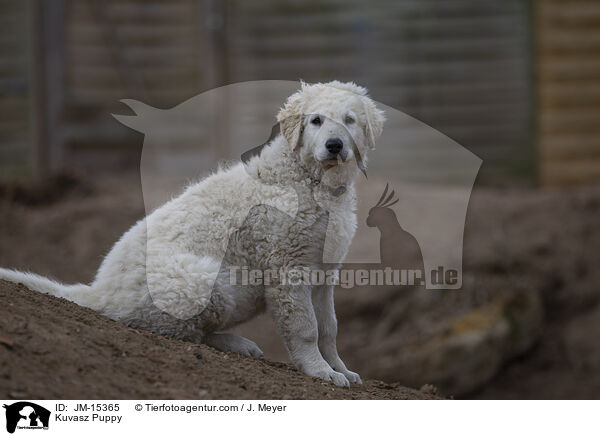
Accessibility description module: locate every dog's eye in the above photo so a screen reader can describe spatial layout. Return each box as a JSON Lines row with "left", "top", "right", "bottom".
{"left": 345, "top": 115, "right": 355, "bottom": 124}
{"left": 311, "top": 116, "right": 322, "bottom": 126}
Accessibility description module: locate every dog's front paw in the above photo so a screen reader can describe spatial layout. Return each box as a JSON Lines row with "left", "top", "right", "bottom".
{"left": 313, "top": 368, "right": 350, "bottom": 388}
{"left": 341, "top": 370, "right": 362, "bottom": 385}
{"left": 328, "top": 358, "right": 362, "bottom": 384}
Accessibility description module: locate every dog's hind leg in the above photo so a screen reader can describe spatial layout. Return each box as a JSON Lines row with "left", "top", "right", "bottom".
{"left": 203, "top": 333, "right": 264, "bottom": 359}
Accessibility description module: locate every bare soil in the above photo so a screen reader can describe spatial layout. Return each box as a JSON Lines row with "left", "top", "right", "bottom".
{"left": 0, "top": 280, "right": 436, "bottom": 400}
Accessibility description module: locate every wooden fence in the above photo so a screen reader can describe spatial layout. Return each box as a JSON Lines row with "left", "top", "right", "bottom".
{"left": 536, "top": 0, "right": 600, "bottom": 186}
{"left": 0, "top": 0, "right": 32, "bottom": 179}
{"left": 5, "top": 0, "right": 598, "bottom": 186}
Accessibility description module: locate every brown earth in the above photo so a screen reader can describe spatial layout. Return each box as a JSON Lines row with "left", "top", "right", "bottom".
{"left": 0, "top": 280, "right": 437, "bottom": 400}
{"left": 0, "top": 171, "right": 599, "bottom": 399}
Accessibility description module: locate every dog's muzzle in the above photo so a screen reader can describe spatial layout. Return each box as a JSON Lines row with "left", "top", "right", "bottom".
{"left": 325, "top": 138, "right": 343, "bottom": 155}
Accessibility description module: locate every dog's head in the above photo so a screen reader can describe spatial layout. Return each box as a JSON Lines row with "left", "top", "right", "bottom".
{"left": 277, "top": 81, "right": 385, "bottom": 184}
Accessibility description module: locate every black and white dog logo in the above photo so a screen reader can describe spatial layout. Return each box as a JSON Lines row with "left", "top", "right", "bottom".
{"left": 3, "top": 402, "right": 50, "bottom": 434}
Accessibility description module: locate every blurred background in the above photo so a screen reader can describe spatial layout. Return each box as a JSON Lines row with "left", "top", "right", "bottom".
{"left": 1, "top": 0, "right": 599, "bottom": 399}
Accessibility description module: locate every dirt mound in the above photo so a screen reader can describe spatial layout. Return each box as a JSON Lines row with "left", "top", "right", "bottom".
{"left": 0, "top": 281, "right": 437, "bottom": 400}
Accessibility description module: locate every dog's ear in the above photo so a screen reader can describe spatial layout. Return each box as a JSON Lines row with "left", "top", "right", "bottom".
{"left": 277, "top": 90, "right": 304, "bottom": 151}
{"left": 362, "top": 97, "right": 386, "bottom": 150}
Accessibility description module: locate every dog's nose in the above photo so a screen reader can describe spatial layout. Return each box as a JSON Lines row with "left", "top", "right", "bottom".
{"left": 326, "top": 138, "right": 343, "bottom": 155}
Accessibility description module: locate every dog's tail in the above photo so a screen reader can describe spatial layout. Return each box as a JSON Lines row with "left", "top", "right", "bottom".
{"left": 0, "top": 268, "right": 91, "bottom": 301}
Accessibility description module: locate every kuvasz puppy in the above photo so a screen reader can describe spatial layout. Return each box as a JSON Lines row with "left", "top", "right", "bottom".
{"left": 0, "top": 81, "right": 385, "bottom": 387}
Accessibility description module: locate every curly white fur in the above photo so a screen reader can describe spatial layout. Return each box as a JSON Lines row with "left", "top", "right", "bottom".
{"left": 0, "top": 81, "right": 385, "bottom": 387}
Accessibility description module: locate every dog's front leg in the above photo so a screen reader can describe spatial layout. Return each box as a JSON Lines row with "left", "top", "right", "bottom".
{"left": 312, "top": 283, "right": 362, "bottom": 384}
{"left": 266, "top": 284, "right": 350, "bottom": 387}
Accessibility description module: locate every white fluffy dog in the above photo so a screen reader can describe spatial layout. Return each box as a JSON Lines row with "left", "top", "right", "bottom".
{"left": 0, "top": 81, "right": 385, "bottom": 387}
